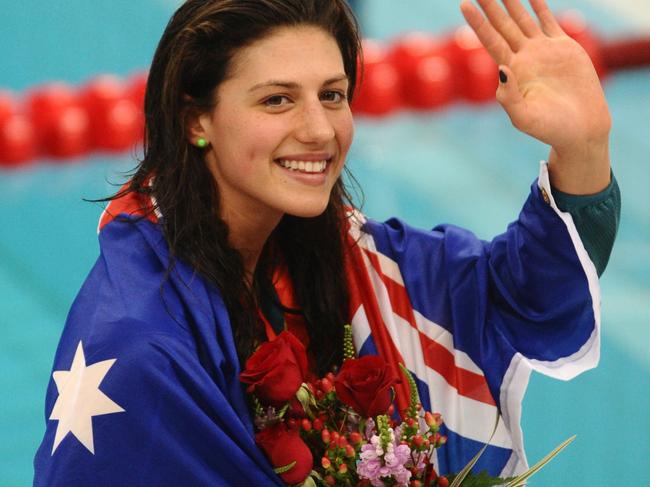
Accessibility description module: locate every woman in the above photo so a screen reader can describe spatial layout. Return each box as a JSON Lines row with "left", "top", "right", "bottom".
{"left": 34, "top": 0, "right": 619, "bottom": 485}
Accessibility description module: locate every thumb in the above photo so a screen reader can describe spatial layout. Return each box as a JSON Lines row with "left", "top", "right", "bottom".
{"left": 496, "top": 65, "right": 529, "bottom": 131}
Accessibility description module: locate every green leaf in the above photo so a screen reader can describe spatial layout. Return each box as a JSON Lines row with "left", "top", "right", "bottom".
{"left": 446, "top": 471, "right": 512, "bottom": 486}
{"left": 449, "top": 414, "right": 501, "bottom": 487}
{"left": 253, "top": 395, "right": 263, "bottom": 416}
{"left": 308, "top": 470, "right": 324, "bottom": 481}
{"left": 296, "top": 383, "right": 313, "bottom": 417}
{"left": 502, "top": 435, "right": 576, "bottom": 487}
{"left": 298, "top": 475, "right": 318, "bottom": 487}
{"left": 273, "top": 461, "right": 296, "bottom": 474}
{"left": 306, "top": 470, "right": 329, "bottom": 487}
{"left": 277, "top": 403, "right": 290, "bottom": 419}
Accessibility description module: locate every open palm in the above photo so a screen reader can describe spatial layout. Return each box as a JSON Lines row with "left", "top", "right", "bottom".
{"left": 460, "top": 0, "right": 611, "bottom": 154}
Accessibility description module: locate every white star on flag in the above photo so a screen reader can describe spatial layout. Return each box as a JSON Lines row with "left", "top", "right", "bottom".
{"left": 49, "top": 341, "right": 125, "bottom": 455}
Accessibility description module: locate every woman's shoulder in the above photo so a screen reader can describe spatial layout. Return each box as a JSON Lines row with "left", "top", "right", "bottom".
{"left": 345, "top": 207, "right": 475, "bottom": 258}
{"left": 95, "top": 183, "right": 172, "bottom": 276}
{"left": 98, "top": 181, "right": 161, "bottom": 235}
{"left": 66, "top": 255, "right": 196, "bottom": 354}
{"left": 68, "top": 185, "right": 213, "bottom": 351}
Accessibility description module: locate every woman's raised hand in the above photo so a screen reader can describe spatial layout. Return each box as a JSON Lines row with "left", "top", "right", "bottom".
{"left": 460, "top": 0, "right": 611, "bottom": 194}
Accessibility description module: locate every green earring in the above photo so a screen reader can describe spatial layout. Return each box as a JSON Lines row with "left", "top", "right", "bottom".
{"left": 196, "top": 137, "right": 208, "bottom": 148}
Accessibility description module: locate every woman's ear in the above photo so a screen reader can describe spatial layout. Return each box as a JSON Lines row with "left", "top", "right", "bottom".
{"left": 184, "top": 97, "right": 211, "bottom": 148}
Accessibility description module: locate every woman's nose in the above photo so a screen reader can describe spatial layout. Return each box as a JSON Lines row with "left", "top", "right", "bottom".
{"left": 294, "top": 101, "right": 336, "bottom": 145}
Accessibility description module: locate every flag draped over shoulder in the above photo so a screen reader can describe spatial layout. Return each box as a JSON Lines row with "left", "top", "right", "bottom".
{"left": 34, "top": 163, "right": 600, "bottom": 485}
{"left": 34, "top": 190, "right": 285, "bottom": 486}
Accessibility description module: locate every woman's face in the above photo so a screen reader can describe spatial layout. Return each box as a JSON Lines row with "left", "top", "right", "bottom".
{"left": 196, "top": 25, "right": 354, "bottom": 227}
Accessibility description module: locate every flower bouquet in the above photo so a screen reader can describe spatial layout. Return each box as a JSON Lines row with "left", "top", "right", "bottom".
{"left": 240, "top": 325, "right": 573, "bottom": 486}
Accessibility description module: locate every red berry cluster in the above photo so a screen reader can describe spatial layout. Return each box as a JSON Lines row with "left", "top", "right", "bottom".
{"left": 402, "top": 409, "right": 447, "bottom": 452}
{"left": 392, "top": 404, "right": 449, "bottom": 487}
{"left": 313, "top": 373, "right": 336, "bottom": 400}
{"left": 296, "top": 373, "right": 367, "bottom": 486}
{"left": 409, "top": 477, "right": 449, "bottom": 487}
{"left": 0, "top": 72, "right": 146, "bottom": 167}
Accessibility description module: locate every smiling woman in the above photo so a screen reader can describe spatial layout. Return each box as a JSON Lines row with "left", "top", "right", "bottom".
{"left": 191, "top": 26, "right": 354, "bottom": 271}
{"left": 34, "top": 0, "right": 620, "bottom": 486}
{"left": 104, "top": 0, "right": 362, "bottom": 382}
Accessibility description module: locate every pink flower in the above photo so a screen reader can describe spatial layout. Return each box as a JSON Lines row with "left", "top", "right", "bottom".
{"left": 357, "top": 432, "right": 412, "bottom": 487}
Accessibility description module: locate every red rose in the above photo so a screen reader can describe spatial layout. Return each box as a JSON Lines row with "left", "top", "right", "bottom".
{"left": 240, "top": 331, "right": 308, "bottom": 406}
{"left": 288, "top": 397, "right": 306, "bottom": 417}
{"left": 334, "top": 355, "right": 399, "bottom": 418}
{"left": 256, "top": 424, "right": 313, "bottom": 485}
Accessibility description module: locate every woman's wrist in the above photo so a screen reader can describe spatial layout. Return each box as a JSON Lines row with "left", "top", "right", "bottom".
{"left": 547, "top": 138, "right": 611, "bottom": 195}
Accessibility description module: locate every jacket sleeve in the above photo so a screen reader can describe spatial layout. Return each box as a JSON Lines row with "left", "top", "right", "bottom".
{"left": 552, "top": 172, "right": 620, "bottom": 276}
{"left": 361, "top": 162, "right": 603, "bottom": 401}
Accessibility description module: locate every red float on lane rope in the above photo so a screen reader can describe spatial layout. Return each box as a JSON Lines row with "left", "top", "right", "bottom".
{"left": 2, "top": 11, "right": 650, "bottom": 166}
{"left": 27, "top": 83, "right": 90, "bottom": 159}
{"left": 0, "top": 113, "right": 36, "bottom": 166}
{"left": 81, "top": 75, "right": 142, "bottom": 152}
{"left": 447, "top": 26, "right": 498, "bottom": 103}
{"left": 0, "top": 91, "right": 17, "bottom": 124}
{"left": 352, "top": 40, "right": 402, "bottom": 116}
{"left": 389, "top": 33, "right": 454, "bottom": 110}
{"left": 126, "top": 71, "right": 148, "bottom": 141}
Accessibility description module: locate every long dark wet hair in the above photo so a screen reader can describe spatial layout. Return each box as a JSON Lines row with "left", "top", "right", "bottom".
{"left": 117, "top": 0, "right": 362, "bottom": 375}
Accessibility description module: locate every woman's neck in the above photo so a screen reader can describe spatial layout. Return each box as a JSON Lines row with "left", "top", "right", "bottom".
{"left": 221, "top": 205, "right": 283, "bottom": 279}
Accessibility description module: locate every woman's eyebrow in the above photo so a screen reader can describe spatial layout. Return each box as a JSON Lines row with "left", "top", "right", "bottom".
{"left": 323, "top": 74, "right": 349, "bottom": 86}
{"left": 248, "top": 74, "right": 348, "bottom": 92}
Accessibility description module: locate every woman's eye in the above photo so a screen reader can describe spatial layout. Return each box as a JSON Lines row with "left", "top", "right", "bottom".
{"left": 264, "top": 95, "right": 291, "bottom": 107}
{"left": 321, "top": 91, "right": 346, "bottom": 103}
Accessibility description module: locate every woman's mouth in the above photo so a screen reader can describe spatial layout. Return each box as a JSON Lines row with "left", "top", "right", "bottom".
{"left": 274, "top": 158, "right": 331, "bottom": 174}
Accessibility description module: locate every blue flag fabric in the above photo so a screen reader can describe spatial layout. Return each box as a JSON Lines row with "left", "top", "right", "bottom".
{"left": 34, "top": 163, "right": 600, "bottom": 484}
{"left": 34, "top": 202, "right": 285, "bottom": 486}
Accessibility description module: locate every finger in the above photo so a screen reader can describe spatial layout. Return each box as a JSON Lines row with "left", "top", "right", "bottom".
{"left": 502, "top": 0, "right": 543, "bottom": 38}
{"left": 529, "top": 0, "right": 565, "bottom": 37}
{"left": 460, "top": 0, "right": 513, "bottom": 65}
{"left": 475, "top": 0, "right": 526, "bottom": 51}
{"left": 495, "top": 65, "right": 530, "bottom": 132}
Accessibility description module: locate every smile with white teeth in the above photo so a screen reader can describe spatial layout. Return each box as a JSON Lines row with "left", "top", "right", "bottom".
{"left": 276, "top": 159, "right": 328, "bottom": 173}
